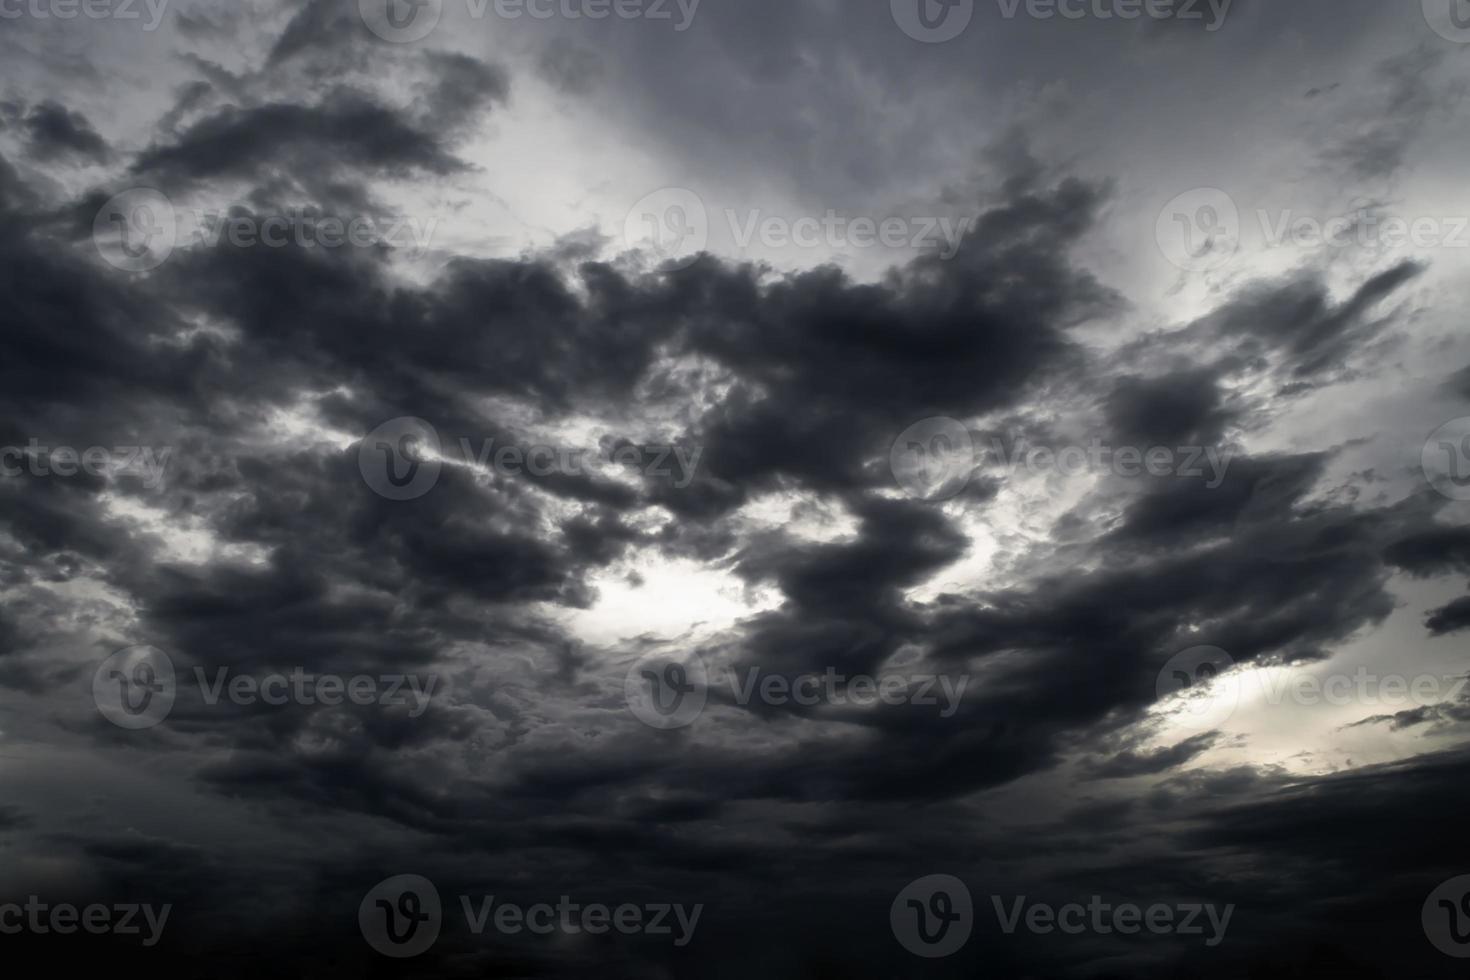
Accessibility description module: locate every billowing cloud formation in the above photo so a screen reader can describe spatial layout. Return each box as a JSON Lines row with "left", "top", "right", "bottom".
{"left": 2, "top": 1, "right": 1469, "bottom": 977}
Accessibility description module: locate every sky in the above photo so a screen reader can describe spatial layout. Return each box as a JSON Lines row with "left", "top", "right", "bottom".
{"left": 2, "top": 0, "right": 1470, "bottom": 975}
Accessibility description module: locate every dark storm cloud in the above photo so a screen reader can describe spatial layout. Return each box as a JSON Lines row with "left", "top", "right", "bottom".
{"left": 1385, "top": 524, "right": 1470, "bottom": 577}
{"left": 1107, "top": 452, "right": 1327, "bottom": 545}
{"left": 4, "top": 4, "right": 1469, "bottom": 976}
{"left": 1344, "top": 684, "right": 1470, "bottom": 731}
{"left": 1425, "top": 595, "right": 1470, "bottom": 636}
{"left": 0, "top": 133, "right": 1450, "bottom": 977}
{"left": 1450, "top": 363, "right": 1470, "bottom": 401}
{"left": 22, "top": 101, "right": 109, "bottom": 165}
{"left": 0, "top": 806, "right": 31, "bottom": 830}
{"left": 655, "top": 177, "right": 1115, "bottom": 511}
{"left": 267, "top": 0, "right": 357, "bottom": 63}
{"left": 1204, "top": 260, "right": 1424, "bottom": 381}
{"left": 421, "top": 51, "right": 512, "bottom": 128}
{"left": 1103, "top": 367, "right": 1237, "bottom": 447}
{"left": 1322, "top": 46, "right": 1458, "bottom": 182}
{"left": 1167, "top": 753, "right": 1470, "bottom": 975}
{"left": 131, "top": 92, "right": 468, "bottom": 184}
{"left": 0, "top": 176, "right": 192, "bottom": 427}
{"left": 1085, "top": 732, "right": 1220, "bottom": 779}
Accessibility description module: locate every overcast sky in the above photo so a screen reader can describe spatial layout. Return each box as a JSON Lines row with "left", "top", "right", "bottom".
{"left": 3, "top": 0, "right": 1470, "bottom": 975}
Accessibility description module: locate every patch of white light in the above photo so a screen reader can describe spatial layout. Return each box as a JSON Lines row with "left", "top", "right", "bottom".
{"left": 102, "top": 493, "right": 271, "bottom": 567}
{"left": 555, "top": 557, "right": 781, "bottom": 649}
{"left": 898, "top": 449, "right": 1108, "bottom": 603}
{"left": 1142, "top": 575, "right": 1470, "bottom": 776}
{"left": 735, "top": 491, "right": 860, "bottom": 545}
